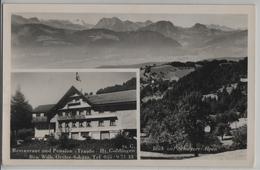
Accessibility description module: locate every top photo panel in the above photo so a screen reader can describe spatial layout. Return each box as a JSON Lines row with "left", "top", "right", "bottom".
{"left": 9, "top": 9, "right": 249, "bottom": 69}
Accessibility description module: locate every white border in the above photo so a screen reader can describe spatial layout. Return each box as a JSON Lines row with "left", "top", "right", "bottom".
{"left": 2, "top": 4, "right": 256, "bottom": 167}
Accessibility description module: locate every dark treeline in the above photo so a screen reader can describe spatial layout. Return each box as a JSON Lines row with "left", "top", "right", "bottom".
{"left": 96, "top": 77, "right": 136, "bottom": 94}
{"left": 167, "top": 61, "right": 196, "bottom": 67}
{"left": 165, "top": 58, "right": 247, "bottom": 98}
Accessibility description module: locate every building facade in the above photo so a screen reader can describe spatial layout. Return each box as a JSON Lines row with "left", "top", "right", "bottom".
{"left": 32, "top": 86, "right": 137, "bottom": 140}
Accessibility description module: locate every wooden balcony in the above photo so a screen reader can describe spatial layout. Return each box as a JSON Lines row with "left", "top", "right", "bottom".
{"left": 57, "top": 115, "right": 86, "bottom": 121}
{"left": 59, "top": 125, "right": 119, "bottom": 133}
{"left": 57, "top": 113, "right": 117, "bottom": 121}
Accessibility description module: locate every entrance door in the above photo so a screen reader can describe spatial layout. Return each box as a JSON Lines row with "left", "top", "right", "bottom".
{"left": 100, "top": 131, "right": 110, "bottom": 140}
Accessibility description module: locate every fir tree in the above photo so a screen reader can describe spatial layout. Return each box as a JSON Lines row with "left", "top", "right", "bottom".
{"left": 11, "top": 88, "right": 33, "bottom": 142}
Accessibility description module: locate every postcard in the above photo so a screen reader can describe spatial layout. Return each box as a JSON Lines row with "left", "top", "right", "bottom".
{"left": 2, "top": 4, "right": 255, "bottom": 167}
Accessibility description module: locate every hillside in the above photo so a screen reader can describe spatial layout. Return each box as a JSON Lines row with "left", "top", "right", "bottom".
{"left": 141, "top": 58, "right": 248, "bottom": 130}
{"left": 12, "top": 23, "right": 181, "bottom": 48}
{"left": 12, "top": 23, "right": 74, "bottom": 46}
{"left": 165, "top": 58, "right": 247, "bottom": 97}
{"left": 141, "top": 64, "right": 195, "bottom": 82}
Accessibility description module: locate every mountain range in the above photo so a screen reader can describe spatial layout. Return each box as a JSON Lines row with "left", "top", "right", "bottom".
{"left": 11, "top": 14, "right": 248, "bottom": 68}
{"left": 94, "top": 17, "right": 153, "bottom": 32}
{"left": 12, "top": 14, "right": 92, "bottom": 30}
{"left": 12, "top": 15, "right": 247, "bottom": 48}
{"left": 12, "top": 15, "right": 181, "bottom": 48}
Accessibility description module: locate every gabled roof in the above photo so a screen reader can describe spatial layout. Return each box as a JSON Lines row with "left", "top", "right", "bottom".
{"left": 33, "top": 87, "right": 137, "bottom": 113}
{"left": 86, "top": 90, "right": 136, "bottom": 105}
{"left": 33, "top": 104, "right": 55, "bottom": 113}
{"left": 52, "top": 86, "right": 92, "bottom": 110}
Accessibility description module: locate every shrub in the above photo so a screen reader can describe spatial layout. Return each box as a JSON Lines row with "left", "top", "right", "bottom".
{"left": 17, "top": 128, "right": 34, "bottom": 140}
{"left": 23, "top": 136, "right": 33, "bottom": 144}
{"left": 58, "top": 134, "right": 77, "bottom": 149}
{"left": 214, "top": 123, "right": 230, "bottom": 140}
{"left": 231, "top": 125, "right": 247, "bottom": 149}
{"left": 203, "top": 133, "right": 222, "bottom": 146}
{"left": 113, "top": 133, "right": 131, "bottom": 148}
{"left": 11, "top": 132, "right": 17, "bottom": 147}
{"left": 47, "top": 134, "right": 59, "bottom": 146}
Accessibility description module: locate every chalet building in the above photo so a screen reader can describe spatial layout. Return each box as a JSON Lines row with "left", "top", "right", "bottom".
{"left": 32, "top": 86, "right": 137, "bottom": 140}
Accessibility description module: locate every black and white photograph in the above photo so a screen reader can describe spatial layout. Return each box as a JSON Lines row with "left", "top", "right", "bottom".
{"left": 10, "top": 71, "right": 138, "bottom": 160}
{"left": 2, "top": 4, "right": 255, "bottom": 166}
{"left": 11, "top": 11, "right": 249, "bottom": 160}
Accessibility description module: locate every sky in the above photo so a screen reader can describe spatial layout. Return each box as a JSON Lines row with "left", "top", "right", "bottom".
{"left": 18, "top": 13, "right": 247, "bottom": 29}
{"left": 11, "top": 71, "right": 136, "bottom": 108}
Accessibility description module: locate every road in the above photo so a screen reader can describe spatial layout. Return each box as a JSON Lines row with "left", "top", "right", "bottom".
{"left": 141, "top": 149, "right": 247, "bottom": 160}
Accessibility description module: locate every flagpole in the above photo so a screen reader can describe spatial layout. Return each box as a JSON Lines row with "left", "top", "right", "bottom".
{"left": 75, "top": 72, "right": 83, "bottom": 93}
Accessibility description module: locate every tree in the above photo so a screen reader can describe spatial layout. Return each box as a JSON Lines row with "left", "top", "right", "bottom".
{"left": 214, "top": 122, "right": 229, "bottom": 140}
{"left": 231, "top": 125, "right": 247, "bottom": 149}
{"left": 11, "top": 88, "right": 33, "bottom": 142}
{"left": 177, "top": 91, "right": 209, "bottom": 157}
{"left": 142, "top": 99, "right": 186, "bottom": 146}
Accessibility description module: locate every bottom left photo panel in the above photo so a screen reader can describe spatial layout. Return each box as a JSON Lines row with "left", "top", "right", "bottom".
{"left": 9, "top": 70, "right": 139, "bottom": 160}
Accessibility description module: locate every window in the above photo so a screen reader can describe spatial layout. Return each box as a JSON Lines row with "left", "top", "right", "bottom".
{"left": 79, "top": 122, "right": 83, "bottom": 127}
{"left": 86, "top": 121, "right": 91, "bottom": 127}
{"left": 68, "top": 98, "right": 80, "bottom": 106}
{"left": 65, "top": 123, "right": 69, "bottom": 128}
{"left": 72, "top": 122, "right": 76, "bottom": 128}
{"left": 100, "top": 131, "right": 110, "bottom": 140}
{"left": 68, "top": 102, "right": 80, "bottom": 106}
{"left": 86, "top": 109, "right": 91, "bottom": 115}
{"left": 98, "top": 120, "right": 104, "bottom": 127}
{"left": 81, "top": 132, "right": 90, "bottom": 138}
{"left": 71, "top": 111, "right": 76, "bottom": 117}
{"left": 36, "top": 113, "right": 41, "bottom": 117}
{"left": 110, "top": 119, "right": 116, "bottom": 126}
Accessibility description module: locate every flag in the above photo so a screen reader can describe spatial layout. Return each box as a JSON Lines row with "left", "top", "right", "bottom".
{"left": 76, "top": 72, "right": 81, "bottom": 82}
